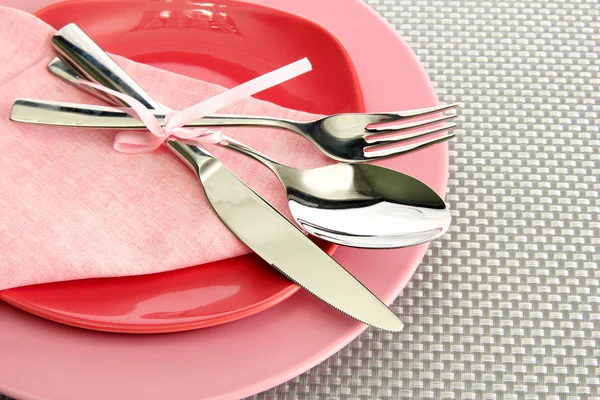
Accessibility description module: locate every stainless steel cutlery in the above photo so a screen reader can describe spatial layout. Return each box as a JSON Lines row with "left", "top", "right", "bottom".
{"left": 41, "top": 23, "right": 405, "bottom": 331}
{"left": 47, "top": 56, "right": 457, "bottom": 163}
{"left": 11, "top": 93, "right": 451, "bottom": 248}
{"left": 7, "top": 21, "right": 459, "bottom": 331}
{"left": 14, "top": 82, "right": 452, "bottom": 249}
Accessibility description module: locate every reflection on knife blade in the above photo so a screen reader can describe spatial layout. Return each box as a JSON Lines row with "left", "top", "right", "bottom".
{"left": 168, "top": 140, "right": 403, "bottom": 332}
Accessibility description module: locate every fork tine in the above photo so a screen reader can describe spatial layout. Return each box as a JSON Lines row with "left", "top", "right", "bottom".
{"left": 365, "top": 122, "right": 456, "bottom": 144}
{"left": 365, "top": 114, "right": 458, "bottom": 138}
{"left": 364, "top": 130, "right": 456, "bottom": 159}
{"left": 396, "top": 103, "right": 458, "bottom": 118}
{"left": 375, "top": 103, "right": 458, "bottom": 120}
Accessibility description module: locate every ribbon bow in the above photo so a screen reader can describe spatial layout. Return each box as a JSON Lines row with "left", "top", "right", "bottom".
{"left": 76, "top": 58, "right": 312, "bottom": 153}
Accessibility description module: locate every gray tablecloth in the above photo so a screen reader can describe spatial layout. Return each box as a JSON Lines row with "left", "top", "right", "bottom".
{"left": 3, "top": 0, "right": 599, "bottom": 399}
{"left": 252, "top": 0, "right": 599, "bottom": 398}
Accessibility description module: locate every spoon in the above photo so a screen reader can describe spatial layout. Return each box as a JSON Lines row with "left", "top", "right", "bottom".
{"left": 220, "top": 136, "right": 451, "bottom": 248}
{"left": 12, "top": 95, "right": 452, "bottom": 248}
{"left": 34, "top": 51, "right": 452, "bottom": 248}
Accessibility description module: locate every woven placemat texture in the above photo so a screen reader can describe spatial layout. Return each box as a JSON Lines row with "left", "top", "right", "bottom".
{"left": 251, "top": 0, "right": 600, "bottom": 399}
{"left": 2, "top": 0, "right": 599, "bottom": 399}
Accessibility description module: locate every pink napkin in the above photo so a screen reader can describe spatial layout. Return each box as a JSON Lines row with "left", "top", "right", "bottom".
{"left": 0, "top": 7, "right": 332, "bottom": 291}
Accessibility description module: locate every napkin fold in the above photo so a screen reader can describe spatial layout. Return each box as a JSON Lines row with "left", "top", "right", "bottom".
{"left": 0, "top": 7, "right": 332, "bottom": 291}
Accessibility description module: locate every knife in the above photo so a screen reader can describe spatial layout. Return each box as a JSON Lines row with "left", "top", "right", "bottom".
{"left": 44, "top": 23, "right": 403, "bottom": 331}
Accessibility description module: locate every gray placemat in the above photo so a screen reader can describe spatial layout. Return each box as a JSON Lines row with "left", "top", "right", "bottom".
{"left": 2, "top": 0, "right": 599, "bottom": 399}
{"left": 253, "top": 0, "right": 600, "bottom": 399}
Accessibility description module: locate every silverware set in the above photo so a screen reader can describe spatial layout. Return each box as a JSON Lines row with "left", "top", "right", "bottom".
{"left": 9, "top": 23, "right": 458, "bottom": 331}
{"left": 33, "top": 58, "right": 459, "bottom": 162}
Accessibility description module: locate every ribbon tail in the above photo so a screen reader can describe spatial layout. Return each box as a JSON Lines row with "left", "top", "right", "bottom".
{"left": 63, "top": 59, "right": 313, "bottom": 153}
{"left": 167, "top": 58, "right": 313, "bottom": 128}
{"left": 113, "top": 131, "right": 164, "bottom": 153}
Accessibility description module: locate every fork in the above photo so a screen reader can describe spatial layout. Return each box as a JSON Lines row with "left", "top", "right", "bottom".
{"left": 47, "top": 57, "right": 458, "bottom": 163}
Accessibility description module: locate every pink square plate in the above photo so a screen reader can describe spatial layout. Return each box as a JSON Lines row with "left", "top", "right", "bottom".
{"left": 0, "top": 0, "right": 365, "bottom": 334}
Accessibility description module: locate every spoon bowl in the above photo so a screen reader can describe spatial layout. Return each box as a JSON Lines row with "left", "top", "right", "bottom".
{"left": 225, "top": 139, "right": 451, "bottom": 248}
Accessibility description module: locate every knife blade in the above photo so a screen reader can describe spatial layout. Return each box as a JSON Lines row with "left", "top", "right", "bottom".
{"left": 42, "top": 23, "right": 403, "bottom": 331}
{"left": 168, "top": 140, "right": 404, "bottom": 331}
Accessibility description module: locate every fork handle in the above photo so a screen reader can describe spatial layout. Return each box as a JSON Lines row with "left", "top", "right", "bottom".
{"left": 160, "top": 113, "right": 306, "bottom": 134}
{"left": 11, "top": 98, "right": 307, "bottom": 133}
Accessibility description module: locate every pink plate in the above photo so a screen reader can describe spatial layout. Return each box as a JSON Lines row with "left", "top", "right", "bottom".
{"left": 0, "top": 0, "right": 448, "bottom": 399}
{"left": 0, "top": 0, "right": 365, "bottom": 333}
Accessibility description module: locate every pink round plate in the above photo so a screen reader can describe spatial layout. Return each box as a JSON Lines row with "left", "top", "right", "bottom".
{"left": 0, "top": 0, "right": 365, "bottom": 333}
{"left": 0, "top": 0, "right": 448, "bottom": 399}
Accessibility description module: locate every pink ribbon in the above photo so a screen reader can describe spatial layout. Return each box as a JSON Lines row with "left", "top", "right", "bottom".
{"left": 76, "top": 58, "right": 312, "bottom": 153}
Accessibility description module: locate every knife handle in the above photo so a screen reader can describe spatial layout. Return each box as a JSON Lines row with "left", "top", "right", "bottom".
{"left": 52, "top": 23, "right": 216, "bottom": 169}
{"left": 52, "top": 23, "right": 162, "bottom": 110}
